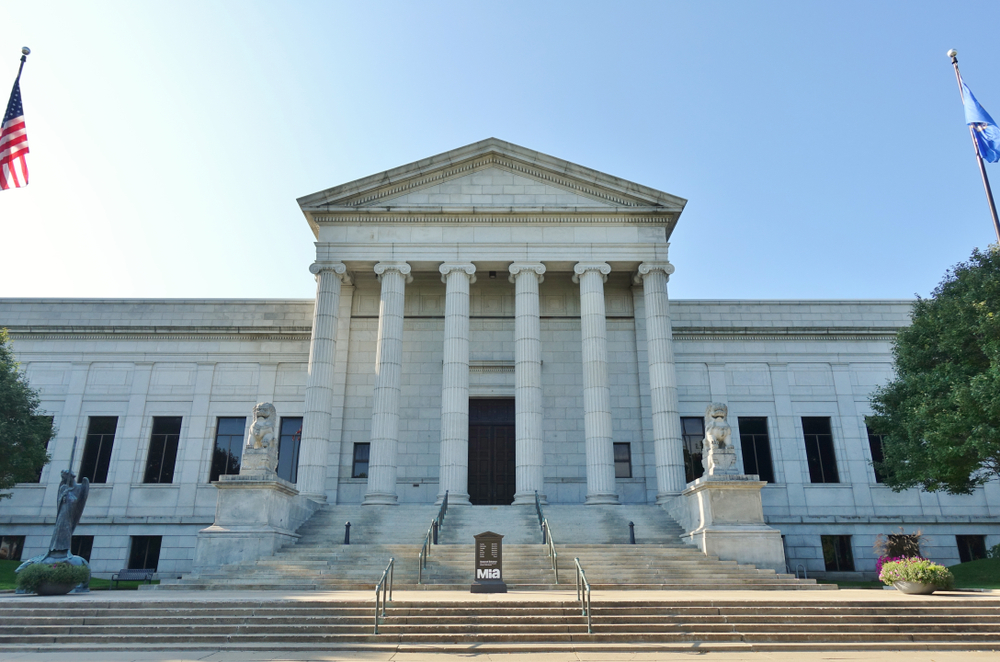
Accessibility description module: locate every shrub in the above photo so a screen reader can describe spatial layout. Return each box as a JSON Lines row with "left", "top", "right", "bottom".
{"left": 874, "top": 528, "right": 924, "bottom": 558}
{"left": 878, "top": 557, "right": 954, "bottom": 589}
{"left": 15, "top": 562, "right": 90, "bottom": 593}
{"left": 988, "top": 543, "right": 1000, "bottom": 559}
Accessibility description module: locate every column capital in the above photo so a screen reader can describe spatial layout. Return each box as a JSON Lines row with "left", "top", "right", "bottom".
{"left": 439, "top": 262, "right": 477, "bottom": 284}
{"left": 508, "top": 262, "right": 546, "bottom": 284}
{"left": 633, "top": 261, "right": 675, "bottom": 284}
{"left": 572, "top": 261, "right": 611, "bottom": 284}
{"left": 374, "top": 261, "right": 413, "bottom": 283}
{"left": 309, "top": 261, "right": 352, "bottom": 285}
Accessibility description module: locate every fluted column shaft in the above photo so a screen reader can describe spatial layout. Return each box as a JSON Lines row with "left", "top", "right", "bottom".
{"left": 364, "top": 261, "right": 411, "bottom": 505}
{"left": 574, "top": 262, "right": 619, "bottom": 505}
{"left": 437, "top": 263, "right": 476, "bottom": 505}
{"left": 509, "top": 263, "right": 546, "bottom": 505}
{"left": 637, "top": 262, "right": 686, "bottom": 500}
{"left": 299, "top": 262, "right": 350, "bottom": 501}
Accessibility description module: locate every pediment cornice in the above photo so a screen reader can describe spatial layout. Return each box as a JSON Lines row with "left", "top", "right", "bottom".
{"left": 298, "top": 138, "right": 687, "bottom": 234}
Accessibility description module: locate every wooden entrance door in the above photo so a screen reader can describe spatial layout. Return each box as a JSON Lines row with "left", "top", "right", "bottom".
{"left": 468, "top": 399, "right": 516, "bottom": 505}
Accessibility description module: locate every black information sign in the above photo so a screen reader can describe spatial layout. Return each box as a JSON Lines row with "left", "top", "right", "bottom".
{"left": 471, "top": 530, "right": 507, "bottom": 593}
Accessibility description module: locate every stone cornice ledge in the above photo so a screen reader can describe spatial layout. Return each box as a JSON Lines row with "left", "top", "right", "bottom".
{"left": 6, "top": 325, "right": 312, "bottom": 341}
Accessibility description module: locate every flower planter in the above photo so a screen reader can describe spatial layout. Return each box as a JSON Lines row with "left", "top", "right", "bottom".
{"left": 35, "top": 582, "right": 76, "bottom": 596}
{"left": 894, "top": 581, "right": 937, "bottom": 595}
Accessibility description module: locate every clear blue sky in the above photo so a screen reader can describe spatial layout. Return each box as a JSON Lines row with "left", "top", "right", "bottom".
{"left": 1, "top": 0, "right": 998, "bottom": 301}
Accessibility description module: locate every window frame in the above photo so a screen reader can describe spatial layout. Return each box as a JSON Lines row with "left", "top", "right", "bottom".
{"left": 613, "top": 442, "right": 632, "bottom": 479}
{"left": 276, "top": 416, "right": 303, "bottom": 484}
{"left": 209, "top": 417, "right": 246, "bottom": 483}
{"left": 143, "top": 416, "right": 183, "bottom": 484}
{"left": 802, "top": 417, "right": 840, "bottom": 484}
{"left": 738, "top": 416, "right": 775, "bottom": 483}
{"left": 681, "top": 416, "right": 706, "bottom": 484}
{"left": 79, "top": 416, "right": 119, "bottom": 484}
{"left": 821, "top": 534, "right": 855, "bottom": 572}
{"left": 352, "top": 442, "right": 370, "bottom": 479}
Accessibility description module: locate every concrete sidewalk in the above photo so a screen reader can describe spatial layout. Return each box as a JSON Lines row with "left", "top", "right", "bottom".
{"left": 0, "top": 649, "right": 998, "bottom": 661}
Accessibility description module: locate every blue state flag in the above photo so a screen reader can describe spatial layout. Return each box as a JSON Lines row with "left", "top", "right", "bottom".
{"left": 962, "top": 79, "right": 1000, "bottom": 163}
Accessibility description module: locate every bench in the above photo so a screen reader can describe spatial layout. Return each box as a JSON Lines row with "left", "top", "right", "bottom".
{"left": 111, "top": 568, "right": 155, "bottom": 588}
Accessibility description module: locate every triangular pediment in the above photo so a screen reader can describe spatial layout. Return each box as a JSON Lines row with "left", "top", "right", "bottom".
{"left": 298, "top": 138, "right": 687, "bottom": 215}
{"left": 365, "top": 166, "right": 613, "bottom": 208}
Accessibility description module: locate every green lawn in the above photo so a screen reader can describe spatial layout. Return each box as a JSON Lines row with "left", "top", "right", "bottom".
{"left": 0, "top": 560, "right": 158, "bottom": 591}
{"left": 822, "top": 557, "right": 1000, "bottom": 590}
{"left": 948, "top": 557, "right": 1000, "bottom": 590}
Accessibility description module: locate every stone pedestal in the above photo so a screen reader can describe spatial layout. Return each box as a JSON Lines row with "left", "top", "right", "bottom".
{"left": 194, "top": 476, "right": 317, "bottom": 570}
{"left": 671, "top": 475, "right": 785, "bottom": 573}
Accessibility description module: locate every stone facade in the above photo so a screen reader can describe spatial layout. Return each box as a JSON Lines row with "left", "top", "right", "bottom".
{"left": 1, "top": 138, "right": 998, "bottom": 579}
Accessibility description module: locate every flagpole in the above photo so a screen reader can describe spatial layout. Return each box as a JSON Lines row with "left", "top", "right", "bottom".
{"left": 16, "top": 46, "right": 28, "bottom": 78}
{"left": 948, "top": 49, "right": 1000, "bottom": 244}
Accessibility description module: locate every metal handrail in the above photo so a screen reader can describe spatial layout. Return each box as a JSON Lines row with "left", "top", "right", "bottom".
{"left": 796, "top": 563, "right": 808, "bottom": 580}
{"left": 542, "top": 518, "right": 558, "bottom": 583}
{"left": 418, "top": 520, "right": 435, "bottom": 584}
{"left": 574, "top": 557, "right": 592, "bottom": 634}
{"left": 417, "top": 491, "right": 450, "bottom": 584}
{"left": 373, "top": 557, "right": 394, "bottom": 634}
{"left": 437, "top": 490, "right": 449, "bottom": 528}
{"left": 534, "top": 490, "right": 544, "bottom": 538}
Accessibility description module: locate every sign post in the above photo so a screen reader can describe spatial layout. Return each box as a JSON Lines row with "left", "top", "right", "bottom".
{"left": 471, "top": 531, "right": 507, "bottom": 593}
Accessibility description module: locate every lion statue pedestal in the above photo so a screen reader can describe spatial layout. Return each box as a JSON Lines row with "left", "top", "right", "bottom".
{"left": 193, "top": 403, "right": 319, "bottom": 572}
{"left": 665, "top": 402, "right": 786, "bottom": 574}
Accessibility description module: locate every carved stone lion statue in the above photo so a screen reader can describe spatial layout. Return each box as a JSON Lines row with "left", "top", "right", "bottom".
{"left": 248, "top": 402, "right": 277, "bottom": 450}
{"left": 702, "top": 402, "right": 737, "bottom": 475}
{"left": 239, "top": 402, "right": 280, "bottom": 478}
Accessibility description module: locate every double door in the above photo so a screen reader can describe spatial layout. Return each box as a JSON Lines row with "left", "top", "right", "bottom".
{"left": 467, "top": 399, "right": 515, "bottom": 505}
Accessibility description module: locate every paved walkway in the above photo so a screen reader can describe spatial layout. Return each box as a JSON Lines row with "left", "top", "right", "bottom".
{"left": 1, "top": 650, "right": 998, "bottom": 661}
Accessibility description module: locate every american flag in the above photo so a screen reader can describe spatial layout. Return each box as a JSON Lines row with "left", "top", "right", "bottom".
{"left": 1, "top": 66, "right": 28, "bottom": 190}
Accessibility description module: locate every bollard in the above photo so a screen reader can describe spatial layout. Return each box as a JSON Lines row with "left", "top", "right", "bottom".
{"left": 628, "top": 521, "right": 635, "bottom": 544}
{"left": 432, "top": 519, "right": 439, "bottom": 544}
{"left": 344, "top": 521, "right": 351, "bottom": 545}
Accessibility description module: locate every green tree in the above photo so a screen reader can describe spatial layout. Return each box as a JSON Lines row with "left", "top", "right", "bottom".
{"left": 868, "top": 247, "right": 1000, "bottom": 494}
{"left": 0, "top": 329, "right": 52, "bottom": 499}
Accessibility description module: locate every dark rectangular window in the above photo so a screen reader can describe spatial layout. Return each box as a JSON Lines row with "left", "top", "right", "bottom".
{"left": 79, "top": 416, "right": 118, "bottom": 483}
{"left": 143, "top": 417, "right": 182, "bottom": 484}
{"left": 957, "top": 535, "right": 987, "bottom": 563}
{"left": 32, "top": 416, "right": 54, "bottom": 482}
{"left": 866, "top": 426, "right": 886, "bottom": 483}
{"left": 822, "top": 535, "right": 855, "bottom": 571}
{"left": 71, "top": 535, "right": 94, "bottom": 562}
{"left": 613, "top": 443, "right": 632, "bottom": 478}
{"left": 128, "top": 535, "right": 161, "bottom": 571}
{"left": 352, "top": 443, "right": 370, "bottom": 478}
{"left": 209, "top": 417, "right": 246, "bottom": 482}
{"left": 681, "top": 417, "right": 705, "bottom": 484}
{"left": 0, "top": 535, "right": 25, "bottom": 561}
{"left": 276, "top": 417, "right": 303, "bottom": 483}
{"left": 738, "top": 417, "right": 775, "bottom": 483}
{"left": 802, "top": 417, "right": 839, "bottom": 483}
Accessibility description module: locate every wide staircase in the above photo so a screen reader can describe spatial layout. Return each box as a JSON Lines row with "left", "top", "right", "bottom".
{"left": 157, "top": 501, "right": 824, "bottom": 591}
{"left": 3, "top": 597, "right": 1000, "bottom": 652}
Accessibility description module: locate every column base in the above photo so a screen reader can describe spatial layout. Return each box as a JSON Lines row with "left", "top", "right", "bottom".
{"left": 437, "top": 492, "right": 470, "bottom": 506}
{"left": 585, "top": 492, "right": 620, "bottom": 505}
{"left": 655, "top": 491, "right": 682, "bottom": 505}
{"left": 362, "top": 492, "right": 398, "bottom": 506}
{"left": 299, "top": 491, "right": 328, "bottom": 504}
{"left": 513, "top": 491, "right": 546, "bottom": 506}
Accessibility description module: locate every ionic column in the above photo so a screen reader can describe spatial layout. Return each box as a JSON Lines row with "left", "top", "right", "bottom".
{"left": 509, "top": 263, "right": 547, "bottom": 505}
{"left": 299, "top": 262, "right": 351, "bottom": 501}
{"left": 437, "top": 263, "right": 476, "bottom": 505}
{"left": 573, "top": 262, "right": 619, "bottom": 505}
{"left": 363, "top": 261, "right": 412, "bottom": 506}
{"left": 635, "top": 262, "right": 686, "bottom": 500}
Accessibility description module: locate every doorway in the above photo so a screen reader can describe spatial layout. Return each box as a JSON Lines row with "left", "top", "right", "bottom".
{"left": 467, "top": 399, "right": 515, "bottom": 505}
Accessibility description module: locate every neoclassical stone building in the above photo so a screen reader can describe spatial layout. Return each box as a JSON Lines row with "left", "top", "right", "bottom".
{"left": 1, "top": 139, "right": 997, "bottom": 578}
